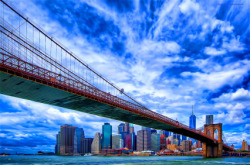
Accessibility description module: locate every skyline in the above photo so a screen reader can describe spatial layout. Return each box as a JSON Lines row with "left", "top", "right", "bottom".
{"left": 0, "top": 0, "right": 249, "bottom": 154}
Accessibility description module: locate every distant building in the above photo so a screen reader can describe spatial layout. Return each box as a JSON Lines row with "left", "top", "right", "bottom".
{"left": 124, "top": 122, "right": 130, "bottom": 133}
{"left": 112, "top": 134, "right": 122, "bottom": 149}
{"left": 75, "top": 128, "right": 84, "bottom": 154}
{"left": 125, "top": 134, "right": 132, "bottom": 150}
{"left": 83, "top": 138, "right": 93, "bottom": 154}
{"left": 137, "top": 129, "right": 151, "bottom": 151}
{"left": 167, "top": 144, "right": 178, "bottom": 151}
{"left": 159, "top": 130, "right": 170, "bottom": 137}
{"left": 118, "top": 123, "right": 125, "bottom": 134}
{"left": 182, "top": 140, "right": 192, "bottom": 152}
{"left": 129, "top": 124, "right": 134, "bottom": 134}
{"left": 151, "top": 134, "right": 160, "bottom": 151}
{"left": 242, "top": 140, "right": 248, "bottom": 151}
{"left": 55, "top": 131, "right": 60, "bottom": 154}
{"left": 102, "top": 123, "right": 112, "bottom": 149}
{"left": 167, "top": 136, "right": 173, "bottom": 144}
{"left": 173, "top": 133, "right": 181, "bottom": 145}
{"left": 206, "top": 115, "right": 213, "bottom": 125}
{"left": 189, "top": 106, "right": 196, "bottom": 129}
{"left": 91, "top": 132, "right": 101, "bottom": 154}
{"left": 173, "top": 139, "right": 179, "bottom": 145}
{"left": 160, "top": 135, "right": 167, "bottom": 150}
{"left": 151, "top": 129, "right": 157, "bottom": 134}
{"left": 60, "top": 124, "right": 76, "bottom": 155}
{"left": 142, "top": 127, "right": 151, "bottom": 132}
{"left": 231, "top": 144, "right": 234, "bottom": 150}
{"left": 182, "top": 135, "right": 187, "bottom": 141}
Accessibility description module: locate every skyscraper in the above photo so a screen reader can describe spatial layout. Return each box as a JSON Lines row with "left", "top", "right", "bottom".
{"left": 242, "top": 140, "right": 248, "bottom": 151}
{"left": 91, "top": 132, "right": 101, "bottom": 154}
{"left": 83, "top": 138, "right": 93, "bottom": 154}
{"left": 173, "top": 133, "right": 181, "bottom": 145}
{"left": 182, "top": 140, "right": 192, "bottom": 152}
{"left": 151, "top": 129, "right": 157, "bottom": 134}
{"left": 129, "top": 124, "right": 134, "bottom": 134}
{"left": 75, "top": 128, "right": 84, "bottom": 154}
{"left": 189, "top": 106, "right": 196, "bottom": 129}
{"left": 160, "top": 135, "right": 167, "bottom": 150}
{"left": 206, "top": 115, "right": 214, "bottom": 125}
{"left": 118, "top": 123, "right": 125, "bottom": 134}
{"left": 102, "top": 123, "right": 112, "bottom": 149}
{"left": 60, "top": 124, "right": 76, "bottom": 155}
{"left": 112, "top": 134, "right": 122, "bottom": 149}
{"left": 124, "top": 122, "right": 130, "bottom": 133}
{"left": 55, "top": 131, "right": 60, "bottom": 154}
{"left": 159, "top": 130, "right": 170, "bottom": 137}
{"left": 137, "top": 129, "right": 151, "bottom": 151}
{"left": 151, "top": 134, "right": 160, "bottom": 151}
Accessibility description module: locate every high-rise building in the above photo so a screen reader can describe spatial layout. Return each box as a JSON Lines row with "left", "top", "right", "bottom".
{"left": 242, "top": 140, "right": 248, "bottom": 151}
{"left": 55, "top": 131, "right": 60, "bottom": 154}
{"left": 151, "top": 134, "right": 160, "bottom": 151}
{"left": 118, "top": 123, "right": 125, "bottom": 134}
{"left": 75, "top": 128, "right": 84, "bottom": 154}
{"left": 151, "top": 129, "right": 157, "bottom": 134}
{"left": 142, "top": 126, "right": 151, "bottom": 132}
{"left": 206, "top": 115, "right": 214, "bottom": 125}
{"left": 60, "top": 124, "right": 76, "bottom": 155}
{"left": 102, "top": 123, "right": 112, "bottom": 149}
{"left": 159, "top": 130, "right": 170, "bottom": 137}
{"left": 182, "top": 140, "right": 192, "bottom": 152}
{"left": 112, "top": 134, "right": 122, "bottom": 149}
{"left": 125, "top": 134, "right": 132, "bottom": 150}
{"left": 167, "top": 135, "right": 174, "bottom": 144}
{"left": 173, "top": 139, "right": 179, "bottom": 145}
{"left": 173, "top": 133, "right": 181, "bottom": 145}
{"left": 160, "top": 135, "right": 167, "bottom": 150}
{"left": 91, "top": 132, "right": 101, "bottom": 154}
{"left": 124, "top": 122, "right": 130, "bottom": 133}
{"left": 137, "top": 129, "right": 151, "bottom": 151}
{"left": 189, "top": 106, "right": 196, "bottom": 129}
{"left": 129, "top": 124, "right": 134, "bottom": 134}
{"left": 182, "top": 135, "right": 187, "bottom": 141}
{"left": 83, "top": 138, "right": 93, "bottom": 154}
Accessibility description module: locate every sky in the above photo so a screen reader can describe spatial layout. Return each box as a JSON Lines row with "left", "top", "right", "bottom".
{"left": 0, "top": 0, "right": 249, "bottom": 154}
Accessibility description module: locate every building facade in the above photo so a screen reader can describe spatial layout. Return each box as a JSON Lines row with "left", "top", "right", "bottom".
{"left": 151, "top": 134, "right": 160, "bottom": 151}
{"left": 206, "top": 115, "right": 214, "bottom": 125}
{"left": 102, "top": 123, "right": 112, "bottom": 149}
{"left": 91, "top": 132, "right": 101, "bottom": 154}
{"left": 112, "top": 134, "right": 122, "bottom": 149}
{"left": 137, "top": 129, "right": 151, "bottom": 151}
{"left": 83, "top": 138, "right": 93, "bottom": 154}
{"left": 60, "top": 125, "right": 76, "bottom": 155}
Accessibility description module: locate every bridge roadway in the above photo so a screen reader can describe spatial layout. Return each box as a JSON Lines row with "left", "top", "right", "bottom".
{"left": 0, "top": 52, "right": 233, "bottom": 151}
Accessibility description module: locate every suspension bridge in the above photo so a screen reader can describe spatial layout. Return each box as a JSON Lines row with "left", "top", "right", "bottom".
{"left": 0, "top": 0, "right": 234, "bottom": 158}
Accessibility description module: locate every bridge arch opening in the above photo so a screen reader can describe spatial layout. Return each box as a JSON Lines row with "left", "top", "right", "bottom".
{"left": 214, "top": 129, "right": 218, "bottom": 140}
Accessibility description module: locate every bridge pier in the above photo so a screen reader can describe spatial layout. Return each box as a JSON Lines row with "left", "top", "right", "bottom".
{"left": 203, "top": 123, "right": 223, "bottom": 158}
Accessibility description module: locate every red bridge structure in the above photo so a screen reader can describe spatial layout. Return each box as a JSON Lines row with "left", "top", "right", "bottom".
{"left": 0, "top": 0, "right": 234, "bottom": 158}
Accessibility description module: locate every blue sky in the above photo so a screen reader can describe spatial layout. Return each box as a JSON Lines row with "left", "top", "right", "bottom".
{"left": 0, "top": 0, "right": 249, "bottom": 154}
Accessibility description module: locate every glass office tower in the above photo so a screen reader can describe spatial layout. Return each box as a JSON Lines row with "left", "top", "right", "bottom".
{"left": 102, "top": 123, "right": 112, "bottom": 149}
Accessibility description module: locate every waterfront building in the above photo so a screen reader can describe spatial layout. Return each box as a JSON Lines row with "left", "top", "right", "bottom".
{"left": 206, "top": 115, "right": 214, "bottom": 125}
{"left": 242, "top": 140, "right": 248, "bottom": 151}
{"left": 75, "top": 128, "right": 84, "bottom": 154}
{"left": 167, "top": 144, "right": 178, "bottom": 151}
{"left": 83, "top": 138, "right": 93, "bottom": 154}
{"left": 91, "top": 132, "right": 101, "bottom": 154}
{"left": 182, "top": 140, "right": 192, "bottom": 152}
{"left": 102, "top": 123, "right": 112, "bottom": 149}
{"left": 151, "top": 134, "right": 160, "bottom": 151}
{"left": 118, "top": 123, "right": 125, "bottom": 134}
{"left": 137, "top": 129, "right": 151, "bottom": 151}
{"left": 60, "top": 124, "right": 76, "bottom": 155}
{"left": 112, "top": 134, "right": 122, "bottom": 149}
{"left": 160, "top": 135, "right": 167, "bottom": 150}
{"left": 125, "top": 134, "right": 132, "bottom": 149}
{"left": 55, "top": 131, "right": 60, "bottom": 154}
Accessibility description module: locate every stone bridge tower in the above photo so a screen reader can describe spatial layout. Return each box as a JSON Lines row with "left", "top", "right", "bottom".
{"left": 203, "top": 123, "right": 223, "bottom": 158}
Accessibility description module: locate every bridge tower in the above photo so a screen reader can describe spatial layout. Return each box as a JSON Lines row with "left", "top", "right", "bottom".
{"left": 203, "top": 123, "right": 223, "bottom": 158}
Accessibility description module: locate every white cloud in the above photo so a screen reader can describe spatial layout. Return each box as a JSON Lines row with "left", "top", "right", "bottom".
{"left": 179, "top": 0, "right": 200, "bottom": 15}
{"left": 204, "top": 47, "right": 226, "bottom": 56}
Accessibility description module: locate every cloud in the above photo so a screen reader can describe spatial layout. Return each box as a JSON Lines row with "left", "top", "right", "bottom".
{"left": 179, "top": 0, "right": 200, "bottom": 15}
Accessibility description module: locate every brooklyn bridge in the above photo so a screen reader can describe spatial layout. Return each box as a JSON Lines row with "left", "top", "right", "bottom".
{"left": 0, "top": 0, "right": 234, "bottom": 158}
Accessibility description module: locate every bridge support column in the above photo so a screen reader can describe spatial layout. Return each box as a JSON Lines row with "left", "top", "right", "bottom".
{"left": 203, "top": 123, "right": 223, "bottom": 158}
